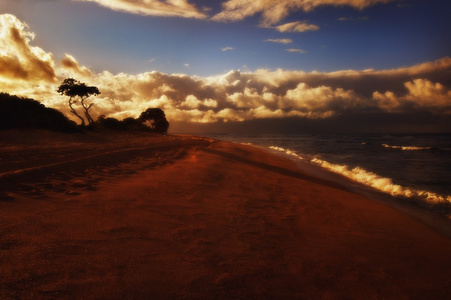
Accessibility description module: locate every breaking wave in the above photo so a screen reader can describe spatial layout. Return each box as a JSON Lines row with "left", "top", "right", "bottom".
{"left": 269, "top": 145, "right": 451, "bottom": 205}
{"left": 269, "top": 146, "right": 304, "bottom": 160}
{"left": 311, "top": 158, "right": 451, "bottom": 204}
{"left": 382, "top": 144, "right": 432, "bottom": 151}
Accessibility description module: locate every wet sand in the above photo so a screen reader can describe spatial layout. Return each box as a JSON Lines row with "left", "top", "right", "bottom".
{"left": 1, "top": 130, "right": 450, "bottom": 299}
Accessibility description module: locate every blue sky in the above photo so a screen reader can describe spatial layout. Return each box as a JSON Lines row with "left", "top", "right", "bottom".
{"left": 0, "top": 0, "right": 450, "bottom": 133}
{"left": 2, "top": 0, "right": 449, "bottom": 76}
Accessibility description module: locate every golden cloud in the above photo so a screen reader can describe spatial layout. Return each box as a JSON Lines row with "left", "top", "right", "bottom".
{"left": 60, "top": 54, "right": 93, "bottom": 78}
{"left": 212, "top": 0, "right": 396, "bottom": 25}
{"left": 274, "top": 21, "right": 319, "bottom": 33}
{"left": 65, "top": 57, "right": 450, "bottom": 123}
{"left": 75, "top": 0, "right": 207, "bottom": 19}
{"left": 0, "top": 14, "right": 56, "bottom": 83}
{"left": 373, "top": 79, "right": 451, "bottom": 113}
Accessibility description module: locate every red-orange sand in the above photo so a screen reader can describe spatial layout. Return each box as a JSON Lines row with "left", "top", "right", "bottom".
{"left": 1, "top": 130, "right": 450, "bottom": 299}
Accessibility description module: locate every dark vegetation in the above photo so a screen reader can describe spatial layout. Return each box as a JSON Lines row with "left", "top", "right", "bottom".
{"left": 97, "top": 108, "right": 169, "bottom": 133}
{"left": 1, "top": 78, "right": 170, "bottom": 133}
{"left": 138, "top": 108, "right": 170, "bottom": 133}
{"left": 0, "top": 93, "right": 79, "bottom": 132}
{"left": 57, "top": 78, "right": 100, "bottom": 127}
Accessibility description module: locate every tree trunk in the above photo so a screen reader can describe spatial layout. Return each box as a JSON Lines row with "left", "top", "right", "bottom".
{"left": 69, "top": 98, "right": 85, "bottom": 126}
{"left": 81, "top": 97, "right": 94, "bottom": 125}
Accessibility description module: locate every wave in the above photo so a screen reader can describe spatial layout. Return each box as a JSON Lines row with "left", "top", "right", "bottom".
{"left": 268, "top": 145, "right": 451, "bottom": 205}
{"left": 381, "top": 144, "right": 432, "bottom": 151}
{"left": 311, "top": 158, "right": 451, "bottom": 205}
{"left": 269, "top": 146, "right": 304, "bottom": 160}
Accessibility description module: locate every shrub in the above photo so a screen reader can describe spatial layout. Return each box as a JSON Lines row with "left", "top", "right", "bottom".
{"left": 0, "top": 93, "right": 78, "bottom": 132}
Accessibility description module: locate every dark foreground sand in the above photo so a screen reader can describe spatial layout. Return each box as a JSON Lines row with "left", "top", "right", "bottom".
{"left": 1, "top": 130, "right": 450, "bottom": 299}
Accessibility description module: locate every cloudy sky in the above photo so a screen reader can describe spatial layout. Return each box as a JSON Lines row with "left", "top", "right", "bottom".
{"left": 0, "top": 0, "right": 450, "bottom": 133}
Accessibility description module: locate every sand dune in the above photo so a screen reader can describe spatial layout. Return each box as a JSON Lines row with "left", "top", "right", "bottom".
{"left": 1, "top": 130, "right": 450, "bottom": 298}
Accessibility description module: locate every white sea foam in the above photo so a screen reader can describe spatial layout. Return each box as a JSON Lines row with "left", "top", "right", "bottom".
{"left": 269, "top": 146, "right": 304, "bottom": 160}
{"left": 382, "top": 144, "right": 432, "bottom": 151}
{"left": 311, "top": 158, "right": 451, "bottom": 204}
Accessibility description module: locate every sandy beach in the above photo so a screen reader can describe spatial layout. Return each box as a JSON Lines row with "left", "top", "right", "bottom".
{"left": 1, "top": 130, "right": 450, "bottom": 299}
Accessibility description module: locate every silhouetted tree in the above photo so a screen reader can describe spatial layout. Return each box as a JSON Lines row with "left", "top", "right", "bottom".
{"left": 57, "top": 78, "right": 100, "bottom": 127}
{"left": 122, "top": 117, "right": 142, "bottom": 130}
{"left": 138, "top": 108, "right": 169, "bottom": 133}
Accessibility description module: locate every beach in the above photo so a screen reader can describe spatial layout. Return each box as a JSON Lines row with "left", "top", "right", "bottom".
{"left": 1, "top": 130, "right": 450, "bottom": 299}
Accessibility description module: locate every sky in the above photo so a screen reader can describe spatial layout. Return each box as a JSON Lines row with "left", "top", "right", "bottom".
{"left": 0, "top": 0, "right": 450, "bottom": 133}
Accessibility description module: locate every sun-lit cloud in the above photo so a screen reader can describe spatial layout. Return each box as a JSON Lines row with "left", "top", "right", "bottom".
{"left": 283, "top": 83, "right": 368, "bottom": 114}
{"left": 0, "top": 14, "right": 56, "bottom": 83}
{"left": 60, "top": 53, "right": 93, "bottom": 78}
{"left": 286, "top": 48, "right": 307, "bottom": 54}
{"left": 1, "top": 13, "right": 450, "bottom": 129}
{"left": 274, "top": 21, "right": 319, "bottom": 33}
{"left": 221, "top": 47, "right": 235, "bottom": 51}
{"left": 48, "top": 56, "right": 451, "bottom": 124}
{"left": 264, "top": 38, "right": 293, "bottom": 44}
{"left": 212, "top": 0, "right": 397, "bottom": 25}
{"left": 74, "top": 0, "right": 207, "bottom": 19}
{"left": 373, "top": 79, "right": 451, "bottom": 113}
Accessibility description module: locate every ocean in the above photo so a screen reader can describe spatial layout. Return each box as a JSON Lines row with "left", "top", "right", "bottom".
{"left": 203, "top": 133, "right": 451, "bottom": 216}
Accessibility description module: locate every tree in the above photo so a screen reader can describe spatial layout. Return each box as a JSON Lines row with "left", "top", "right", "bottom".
{"left": 57, "top": 78, "right": 100, "bottom": 127}
{"left": 138, "top": 108, "right": 169, "bottom": 133}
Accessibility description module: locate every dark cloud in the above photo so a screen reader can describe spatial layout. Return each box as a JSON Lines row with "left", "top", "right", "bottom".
{"left": 0, "top": 56, "right": 29, "bottom": 80}
{"left": 171, "top": 112, "right": 451, "bottom": 134}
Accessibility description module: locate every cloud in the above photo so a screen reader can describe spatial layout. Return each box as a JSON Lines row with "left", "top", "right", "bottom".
{"left": 221, "top": 47, "right": 235, "bottom": 51}
{"left": 182, "top": 95, "right": 218, "bottom": 109}
{"left": 274, "top": 21, "right": 319, "bottom": 33}
{"left": 373, "top": 79, "right": 451, "bottom": 113}
{"left": 283, "top": 83, "right": 369, "bottom": 115}
{"left": 6, "top": 55, "right": 451, "bottom": 125}
{"left": 286, "top": 48, "right": 307, "bottom": 54}
{"left": 75, "top": 0, "right": 207, "bottom": 19}
{"left": 1, "top": 14, "right": 450, "bottom": 132}
{"left": 264, "top": 38, "right": 293, "bottom": 44}
{"left": 60, "top": 53, "right": 93, "bottom": 78}
{"left": 212, "top": 0, "right": 396, "bottom": 25}
{"left": 0, "top": 14, "right": 56, "bottom": 83}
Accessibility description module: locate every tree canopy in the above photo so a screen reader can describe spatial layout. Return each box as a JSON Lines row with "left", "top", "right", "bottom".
{"left": 57, "top": 78, "right": 100, "bottom": 127}
{"left": 138, "top": 108, "right": 170, "bottom": 133}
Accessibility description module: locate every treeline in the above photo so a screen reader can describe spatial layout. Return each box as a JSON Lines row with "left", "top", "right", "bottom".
{"left": 0, "top": 92, "right": 169, "bottom": 133}
{"left": 0, "top": 93, "right": 79, "bottom": 132}
{"left": 97, "top": 108, "right": 169, "bottom": 133}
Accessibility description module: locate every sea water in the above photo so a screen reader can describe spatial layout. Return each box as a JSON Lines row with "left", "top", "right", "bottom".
{"left": 203, "top": 133, "right": 451, "bottom": 214}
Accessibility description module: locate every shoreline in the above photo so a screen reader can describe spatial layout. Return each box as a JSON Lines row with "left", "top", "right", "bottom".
{"left": 202, "top": 135, "right": 451, "bottom": 238}
{"left": 259, "top": 143, "right": 451, "bottom": 239}
{"left": 1, "top": 130, "right": 451, "bottom": 298}
{"left": 203, "top": 132, "right": 451, "bottom": 208}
